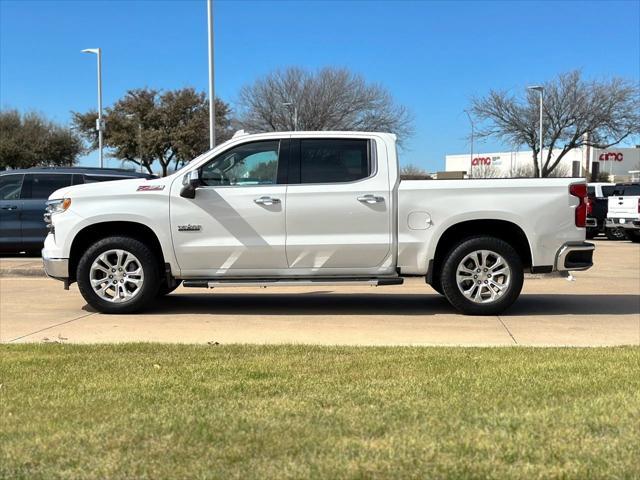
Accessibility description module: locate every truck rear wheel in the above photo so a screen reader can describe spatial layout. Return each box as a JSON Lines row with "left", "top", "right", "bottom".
{"left": 625, "top": 230, "right": 640, "bottom": 243}
{"left": 606, "top": 228, "right": 626, "bottom": 240}
{"left": 440, "top": 236, "right": 523, "bottom": 315}
{"left": 76, "top": 236, "right": 160, "bottom": 314}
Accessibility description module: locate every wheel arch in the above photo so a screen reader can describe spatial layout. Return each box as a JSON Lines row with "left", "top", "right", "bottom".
{"left": 427, "top": 219, "right": 532, "bottom": 286}
{"left": 69, "top": 221, "right": 166, "bottom": 284}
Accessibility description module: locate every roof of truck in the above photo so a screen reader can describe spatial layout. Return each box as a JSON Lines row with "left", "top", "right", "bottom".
{"left": 1, "top": 167, "right": 155, "bottom": 178}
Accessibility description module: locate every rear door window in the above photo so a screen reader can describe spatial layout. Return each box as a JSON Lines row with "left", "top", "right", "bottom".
{"left": 83, "top": 174, "right": 131, "bottom": 183}
{"left": 27, "top": 174, "right": 73, "bottom": 199}
{"left": 600, "top": 186, "right": 615, "bottom": 197}
{"left": 298, "top": 139, "right": 371, "bottom": 184}
{"left": 613, "top": 185, "right": 640, "bottom": 196}
{"left": 0, "top": 174, "right": 24, "bottom": 200}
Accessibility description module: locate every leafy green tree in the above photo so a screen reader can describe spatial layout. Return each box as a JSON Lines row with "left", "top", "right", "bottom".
{"left": 0, "top": 109, "right": 83, "bottom": 169}
{"left": 72, "top": 88, "right": 233, "bottom": 176}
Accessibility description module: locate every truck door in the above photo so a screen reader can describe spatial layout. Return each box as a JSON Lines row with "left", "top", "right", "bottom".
{"left": 21, "top": 173, "right": 73, "bottom": 251}
{"left": 170, "top": 139, "right": 289, "bottom": 276}
{"left": 285, "top": 137, "right": 393, "bottom": 272}
{"left": 0, "top": 174, "right": 24, "bottom": 252}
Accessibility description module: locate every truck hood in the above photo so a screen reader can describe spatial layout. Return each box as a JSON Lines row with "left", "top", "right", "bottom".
{"left": 48, "top": 177, "right": 172, "bottom": 200}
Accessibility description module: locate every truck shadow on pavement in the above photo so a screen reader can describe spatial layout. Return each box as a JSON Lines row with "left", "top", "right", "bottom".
{"left": 126, "top": 293, "right": 640, "bottom": 317}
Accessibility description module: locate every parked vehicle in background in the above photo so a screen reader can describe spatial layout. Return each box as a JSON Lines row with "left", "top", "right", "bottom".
{"left": 0, "top": 167, "right": 156, "bottom": 254}
{"left": 606, "top": 183, "right": 640, "bottom": 243}
{"left": 586, "top": 182, "right": 615, "bottom": 239}
{"left": 42, "top": 131, "right": 594, "bottom": 316}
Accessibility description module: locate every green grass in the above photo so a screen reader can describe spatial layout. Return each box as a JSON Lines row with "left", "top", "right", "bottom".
{"left": 1, "top": 345, "right": 639, "bottom": 479}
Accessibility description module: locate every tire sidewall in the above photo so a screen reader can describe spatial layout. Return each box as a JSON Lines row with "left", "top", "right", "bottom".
{"left": 440, "top": 236, "right": 524, "bottom": 315}
{"left": 77, "top": 236, "right": 160, "bottom": 314}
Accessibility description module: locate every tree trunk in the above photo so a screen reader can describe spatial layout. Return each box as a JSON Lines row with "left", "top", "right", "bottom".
{"left": 531, "top": 151, "right": 540, "bottom": 178}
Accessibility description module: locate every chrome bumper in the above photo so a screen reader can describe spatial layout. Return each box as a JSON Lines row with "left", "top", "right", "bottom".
{"left": 585, "top": 217, "right": 597, "bottom": 228}
{"left": 605, "top": 218, "right": 640, "bottom": 229}
{"left": 42, "top": 251, "right": 69, "bottom": 279}
{"left": 555, "top": 242, "right": 595, "bottom": 272}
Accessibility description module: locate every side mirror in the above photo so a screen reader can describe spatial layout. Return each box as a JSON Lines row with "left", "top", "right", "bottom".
{"left": 180, "top": 170, "right": 201, "bottom": 198}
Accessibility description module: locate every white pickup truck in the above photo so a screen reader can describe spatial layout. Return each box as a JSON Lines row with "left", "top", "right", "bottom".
{"left": 605, "top": 182, "right": 640, "bottom": 242}
{"left": 42, "top": 131, "right": 594, "bottom": 315}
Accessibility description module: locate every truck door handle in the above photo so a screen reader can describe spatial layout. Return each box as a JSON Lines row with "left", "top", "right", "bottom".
{"left": 1, "top": 205, "right": 18, "bottom": 210}
{"left": 254, "top": 196, "right": 280, "bottom": 205}
{"left": 357, "top": 194, "right": 384, "bottom": 204}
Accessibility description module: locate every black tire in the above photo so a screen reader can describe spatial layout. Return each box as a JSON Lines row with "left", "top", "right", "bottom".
{"left": 605, "top": 228, "right": 626, "bottom": 241}
{"left": 77, "top": 236, "right": 160, "bottom": 314}
{"left": 440, "top": 236, "right": 524, "bottom": 316}
{"left": 624, "top": 230, "right": 640, "bottom": 243}
{"left": 157, "top": 280, "right": 182, "bottom": 297}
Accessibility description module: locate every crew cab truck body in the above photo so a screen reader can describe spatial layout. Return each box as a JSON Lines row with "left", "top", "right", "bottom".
{"left": 42, "top": 131, "right": 594, "bottom": 315}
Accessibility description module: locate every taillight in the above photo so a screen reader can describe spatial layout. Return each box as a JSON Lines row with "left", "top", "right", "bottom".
{"left": 569, "top": 183, "right": 587, "bottom": 228}
{"left": 586, "top": 196, "right": 593, "bottom": 215}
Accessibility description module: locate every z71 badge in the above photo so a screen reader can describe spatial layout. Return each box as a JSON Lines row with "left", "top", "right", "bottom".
{"left": 177, "top": 224, "right": 202, "bottom": 232}
{"left": 137, "top": 185, "right": 165, "bottom": 191}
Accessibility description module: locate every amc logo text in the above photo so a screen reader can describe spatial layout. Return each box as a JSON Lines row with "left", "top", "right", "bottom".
{"left": 599, "top": 152, "right": 624, "bottom": 162}
{"left": 472, "top": 157, "right": 492, "bottom": 166}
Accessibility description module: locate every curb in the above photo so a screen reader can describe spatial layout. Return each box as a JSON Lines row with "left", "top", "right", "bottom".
{"left": 0, "top": 268, "right": 46, "bottom": 278}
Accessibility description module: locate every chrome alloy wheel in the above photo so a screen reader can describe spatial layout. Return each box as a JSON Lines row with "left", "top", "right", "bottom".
{"left": 89, "top": 249, "right": 145, "bottom": 303}
{"left": 455, "top": 249, "right": 511, "bottom": 304}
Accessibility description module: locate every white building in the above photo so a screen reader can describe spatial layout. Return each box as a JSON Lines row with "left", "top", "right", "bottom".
{"left": 445, "top": 146, "right": 640, "bottom": 180}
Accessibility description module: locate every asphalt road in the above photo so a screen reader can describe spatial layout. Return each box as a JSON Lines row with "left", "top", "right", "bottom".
{"left": 1, "top": 238, "right": 638, "bottom": 346}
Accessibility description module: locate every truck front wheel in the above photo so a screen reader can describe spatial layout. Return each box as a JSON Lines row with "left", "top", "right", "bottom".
{"left": 76, "top": 236, "right": 160, "bottom": 314}
{"left": 440, "top": 236, "right": 524, "bottom": 315}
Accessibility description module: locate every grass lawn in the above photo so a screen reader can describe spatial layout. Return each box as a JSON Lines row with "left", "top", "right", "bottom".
{"left": 1, "top": 345, "right": 639, "bottom": 479}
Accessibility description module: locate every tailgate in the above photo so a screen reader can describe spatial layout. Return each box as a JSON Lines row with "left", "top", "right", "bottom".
{"left": 608, "top": 196, "right": 639, "bottom": 217}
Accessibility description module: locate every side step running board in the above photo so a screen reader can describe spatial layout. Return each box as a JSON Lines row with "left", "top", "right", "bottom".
{"left": 182, "top": 277, "right": 404, "bottom": 288}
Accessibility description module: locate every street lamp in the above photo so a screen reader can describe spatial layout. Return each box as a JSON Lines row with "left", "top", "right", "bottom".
{"left": 81, "top": 48, "right": 104, "bottom": 168}
{"left": 282, "top": 102, "right": 298, "bottom": 131}
{"left": 464, "top": 109, "right": 474, "bottom": 175}
{"left": 207, "top": 0, "right": 215, "bottom": 149}
{"left": 527, "top": 85, "right": 544, "bottom": 178}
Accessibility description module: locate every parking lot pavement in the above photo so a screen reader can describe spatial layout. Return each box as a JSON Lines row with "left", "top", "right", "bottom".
{"left": 1, "top": 238, "right": 638, "bottom": 346}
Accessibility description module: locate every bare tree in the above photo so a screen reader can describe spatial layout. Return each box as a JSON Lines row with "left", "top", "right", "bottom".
{"left": 469, "top": 163, "right": 503, "bottom": 179}
{"left": 238, "top": 67, "right": 414, "bottom": 145}
{"left": 400, "top": 164, "right": 432, "bottom": 180}
{"left": 471, "top": 71, "right": 639, "bottom": 177}
{"left": 509, "top": 163, "right": 536, "bottom": 178}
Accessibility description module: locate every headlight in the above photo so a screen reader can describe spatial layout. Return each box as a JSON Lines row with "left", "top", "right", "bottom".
{"left": 46, "top": 198, "right": 72, "bottom": 214}
{"left": 44, "top": 198, "right": 71, "bottom": 230}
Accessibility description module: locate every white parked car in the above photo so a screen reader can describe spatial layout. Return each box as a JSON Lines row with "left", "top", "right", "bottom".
{"left": 42, "top": 131, "right": 594, "bottom": 315}
{"left": 605, "top": 183, "right": 640, "bottom": 242}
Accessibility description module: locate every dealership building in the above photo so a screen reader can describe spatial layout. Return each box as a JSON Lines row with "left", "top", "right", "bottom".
{"left": 445, "top": 146, "right": 640, "bottom": 181}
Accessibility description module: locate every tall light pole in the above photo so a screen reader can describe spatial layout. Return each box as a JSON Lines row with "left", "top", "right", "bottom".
{"left": 464, "top": 109, "right": 474, "bottom": 175}
{"left": 207, "top": 0, "right": 215, "bottom": 149}
{"left": 82, "top": 48, "right": 104, "bottom": 168}
{"left": 282, "top": 102, "right": 298, "bottom": 131}
{"left": 528, "top": 85, "right": 544, "bottom": 178}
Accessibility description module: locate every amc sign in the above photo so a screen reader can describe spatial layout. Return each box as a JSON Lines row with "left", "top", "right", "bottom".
{"left": 599, "top": 152, "right": 624, "bottom": 162}
{"left": 472, "top": 156, "right": 502, "bottom": 167}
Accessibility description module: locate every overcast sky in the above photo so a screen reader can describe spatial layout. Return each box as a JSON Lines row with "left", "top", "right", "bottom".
{"left": 1, "top": 0, "right": 638, "bottom": 171}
